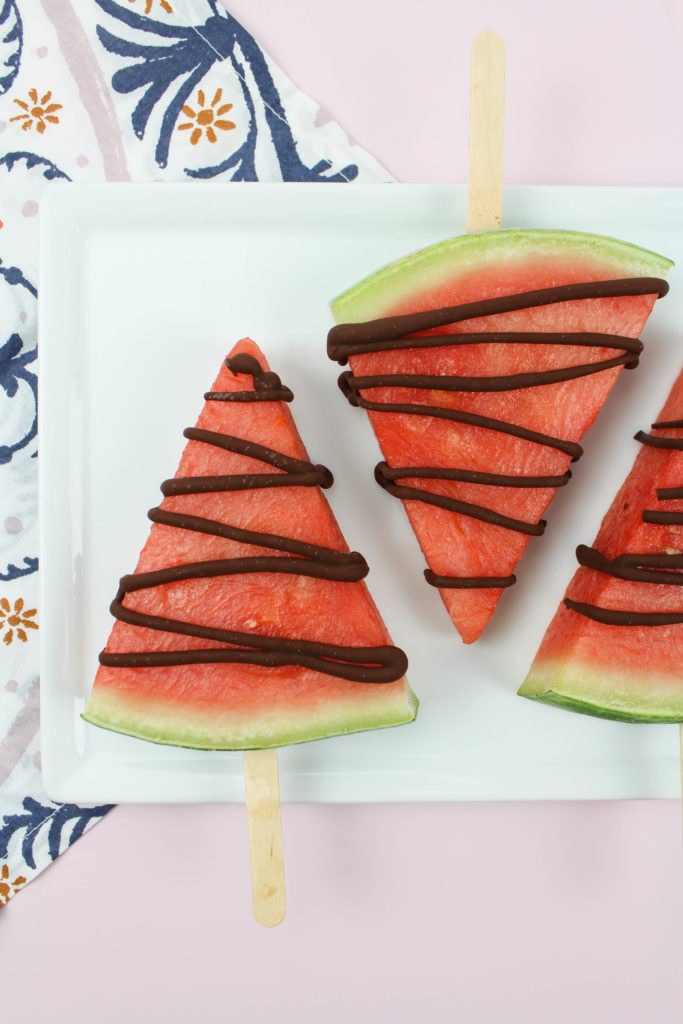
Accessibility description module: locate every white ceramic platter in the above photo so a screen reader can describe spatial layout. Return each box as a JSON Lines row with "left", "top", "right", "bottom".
{"left": 39, "top": 182, "right": 683, "bottom": 803}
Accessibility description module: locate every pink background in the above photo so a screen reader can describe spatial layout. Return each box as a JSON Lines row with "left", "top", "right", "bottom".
{"left": 5, "top": 0, "right": 683, "bottom": 1020}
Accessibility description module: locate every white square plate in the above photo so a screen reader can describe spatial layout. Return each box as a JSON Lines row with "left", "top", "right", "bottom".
{"left": 39, "top": 182, "right": 683, "bottom": 803}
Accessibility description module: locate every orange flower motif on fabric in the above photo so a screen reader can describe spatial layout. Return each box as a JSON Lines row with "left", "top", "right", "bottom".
{"left": 10, "top": 89, "right": 62, "bottom": 134}
{"left": 177, "top": 88, "right": 236, "bottom": 146}
{"left": 0, "top": 597, "right": 38, "bottom": 645}
{"left": 127, "top": 0, "right": 173, "bottom": 13}
{"left": 0, "top": 864, "right": 27, "bottom": 904}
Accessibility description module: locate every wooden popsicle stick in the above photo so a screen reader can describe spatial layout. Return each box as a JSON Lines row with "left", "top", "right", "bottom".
{"left": 467, "top": 31, "right": 505, "bottom": 233}
{"left": 243, "top": 748, "right": 286, "bottom": 927}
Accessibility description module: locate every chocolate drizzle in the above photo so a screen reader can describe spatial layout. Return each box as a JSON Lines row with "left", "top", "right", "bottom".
{"left": 99, "top": 353, "right": 408, "bottom": 684}
{"left": 205, "top": 352, "right": 294, "bottom": 403}
{"left": 634, "top": 429, "right": 683, "bottom": 452}
{"left": 329, "top": 277, "right": 668, "bottom": 590}
{"left": 374, "top": 462, "right": 547, "bottom": 536}
{"left": 327, "top": 279, "right": 669, "bottom": 360}
{"left": 628, "top": 416, "right": 683, "bottom": 533}
{"left": 573, "top": 544, "right": 683, "bottom": 587}
{"left": 564, "top": 419, "right": 683, "bottom": 627}
{"left": 562, "top": 600, "right": 683, "bottom": 627}
{"left": 161, "top": 428, "right": 334, "bottom": 495}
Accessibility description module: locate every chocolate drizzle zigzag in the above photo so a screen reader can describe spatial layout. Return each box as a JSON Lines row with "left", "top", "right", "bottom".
{"left": 99, "top": 352, "right": 408, "bottom": 683}
{"left": 328, "top": 277, "right": 669, "bottom": 591}
{"left": 564, "top": 418, "right": 683, "bottom": 627}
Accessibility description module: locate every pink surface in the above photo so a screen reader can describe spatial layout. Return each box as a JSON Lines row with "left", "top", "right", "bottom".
{"left": 4, "top": 802, "right": 683, "bottom": 1020}
{"left": 228, "top": 0, "right": 683, "bottom": 188}
{"left": 5, "top": 1, "right": 683, "bottom": 1019}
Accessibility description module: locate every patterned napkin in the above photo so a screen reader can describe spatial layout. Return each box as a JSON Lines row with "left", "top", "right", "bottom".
{"left": 0, "top": 0, "right": 388, "bottom": 905}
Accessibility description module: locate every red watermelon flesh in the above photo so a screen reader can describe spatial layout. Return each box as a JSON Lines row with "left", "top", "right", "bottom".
{"left": 519, "top": 367, "right": 683, "bottom": 722}
{"left": 83, "top": 339, "right": 417, "bottom": 749}
{"left": 329, "top": 230, "right": 672, "bottom": 643}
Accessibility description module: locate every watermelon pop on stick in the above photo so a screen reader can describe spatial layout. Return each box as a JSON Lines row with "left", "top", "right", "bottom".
{"left": 326, "top": 33, "right": 671, "bottom": 645}
{"left": 519, "top": 368, "right": 683, "bottom": 722}
{"left": 83, "top": 339, "right": 417, "bottom": 925}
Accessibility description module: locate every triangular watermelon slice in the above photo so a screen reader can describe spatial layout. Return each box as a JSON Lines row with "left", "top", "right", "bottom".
{"left": 328, "top": 229, "right": 672, "bottom": 643}
{"left": 519, "top": 367, "right": 683, "bottom": 722}
{"left": 83, "top": 340, "right": 417, "bottom": 749}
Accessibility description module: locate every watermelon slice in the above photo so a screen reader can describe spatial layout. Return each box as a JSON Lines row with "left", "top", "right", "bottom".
{"left": 328, "top": 229, "right": 672, "bottom": 644}
{"left": 519, "top": 368, "right": 683, "bottom": 722}
{"left": 83, "top": 340, "right": 417, "bottom": 749}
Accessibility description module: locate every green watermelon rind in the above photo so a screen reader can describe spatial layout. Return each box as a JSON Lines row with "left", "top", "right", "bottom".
{"left": 331, "top": 228, "right": 674, "bottom": 323}
{"left": 520, "top": 691, "right": 683, "bottom": 724}
{"left": 82, "top": 685, "right": 420, "bottom": 751}
{"left": 519, "top": 663, "right": 683, "bottom": 724}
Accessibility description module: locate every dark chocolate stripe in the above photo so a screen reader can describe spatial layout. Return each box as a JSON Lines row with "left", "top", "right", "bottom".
{"left": 100, "top": 646, "right": 406, "bottom": 683}
{"left": 564, "top": 599, "right": 683, "bottom": 627}
{"left": 118, "top": 554, "right": 368, "bottom": 591}
{"left": 424, "top": 569, "right": 516, "bottom": 589}
{"left": 376, "top": 461, "right": 571, "bottom": 489}
{"left": 642, "top": 511, "right": 683, "bottom": 525}
{"left": 375, "top": 461, "right": 561, "bottom": 586}
{"left": 330, "top": 276, "right": 668, "bottom": 591}
{"left": 340, "top": 351, "right": 638, "bottom": 397}
{"left": 147, "top": 507, "right": 363, "bottom": 566}
{"left": 174, "top": 427, "right": 333, "bottom": 490}
{"left": 100, "top": 354, "right": 407, "bottom": 684}
{"left": 103, "top": 604, "right": 405, "bottom": 683}
{"left": 205, "top": 351, "right": 294, "bottom": 403}
{"left": 566, "top": 403, "right": 683, "bottom": 623}
{"left": 328, "top": 330, "right": 643, "bottom": 363}
{"left": 373, "top": 466, "right": 545, "bottom": 536}
{"left": 635, "top": 430, "right": 683, "bottom": 451}
{"left": 639, "top": 418, "right": 683, "bottom": 523}
{"left": 339, "top": 382, "right": 583, "bottom": 459}
{"left": 204, "top": 389, "right": 293, "bottom": 403}
{"left": 576, "top": 544, "right": 683, "bottom": 586}
{"left": 327, "top": 278, "right": 668, "bottom": 359}
{"left": 162, "top": 471, "right": 332, "bottom": 495}
{"left": 183, "top": 427, "right": 322, "bottom": 474}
